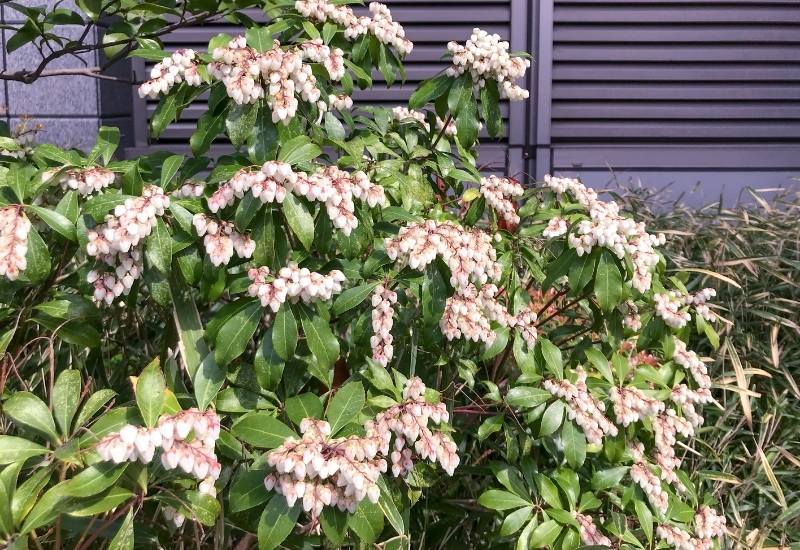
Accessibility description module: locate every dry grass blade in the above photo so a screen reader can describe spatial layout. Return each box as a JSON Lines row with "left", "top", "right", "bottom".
{"left": 758, "top": 448, "right": 787, "bottom": 510}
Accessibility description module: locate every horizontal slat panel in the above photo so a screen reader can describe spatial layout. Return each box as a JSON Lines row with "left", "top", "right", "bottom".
{"left": 553, "top": 145, "right": 800, "bottom": 169}
{"left": 551, "top": 121, "right": 800, "bottom": 139}
{"left": 554, "top": 44, "right": 800, "bottom": 62}
{"left": 162, "top": 24, "right": 507, "bottom": 45}
{"left": 553, "top": 63, "right": 800, "bottom": 81}
{"left": 552, "top": 83, "right": 800, "bottom": 100}
{"left": 555, "top": 1, "right": 799, "bottom": 5}
{"left": 552, "top": 102, "right": 800, "bottom": 119}
{"left": 553, "top": 6, "right": 800, "bottom": 23}
{"left": 553, "top": 25, "right": 800, "bottom": 42}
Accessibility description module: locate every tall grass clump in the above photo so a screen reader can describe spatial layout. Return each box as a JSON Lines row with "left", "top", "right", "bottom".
{"left": 619, "top": 187, "right": 800, "bottom": 548}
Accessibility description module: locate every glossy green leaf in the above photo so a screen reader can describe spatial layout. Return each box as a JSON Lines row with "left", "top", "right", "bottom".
{"left": 135, "top": 359, "right": 165, "bottom": 427}
{"left": 272, "top": 305, "right": 298, "bottom": 361}
{"left": 3, "top": 392, "right": 58, "bottom": 444}
{"left": 52, "top": 369, "right": 81, "bottom": 436}
{"left": 299, "top": 307, "right": 340, "bottom": 372}
{"left": 281, "top": 194, "right": 315, "bottom": 250}
{"left": 257, "top": 495, "right": 302, "bottom": 550}
{"left": 326, "top": 381, "right": 365, "bottom": 435}
{"left": 231, "top": 412, "right": 295, "bottom": 448}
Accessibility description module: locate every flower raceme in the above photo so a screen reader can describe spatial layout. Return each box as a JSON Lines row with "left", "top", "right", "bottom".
{"left": 478, "top": 175, "right": 524, "bottom": 227}
{"left": 96, "top": 408, "right": 221, "bottom": 493}
{"left": 263, "top": 377, "right": 457, "bottom": 528}
{"left": 446, "top": 28, "right": 531, "bottom": 101}
{"left": 295, "top": 0, "right": 413, "bottom": 56}
{"left": 85, "top": 185, "right": 170, "bottom": 303}
{"left": 44, "top": 166, "right": 116, "bottom": 197}
{"left": 370, "top": 284, "right": 397, "bottom": 367}
{"left": 543, "top": 175, "right": 666, "bottom": 293}
{"left": 0, "top": 205, "right": 30, "bottom": 281}
{"left": 247, "top": 263, "right": 345, "bottom": 312}
{"left": 192, "top": 214, "right": 256, "bottom": 267}
{"left": 138, "top": 49, "right": 202, "bottom": 99}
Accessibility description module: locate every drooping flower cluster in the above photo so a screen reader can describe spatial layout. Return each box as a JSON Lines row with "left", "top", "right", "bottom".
{"left": 172, "top": 180, "right": 205, "bottom": 199}
{"left": 479, "top": 175, "right": 523, "bottom": 226}
{"left": 440, "top": 283, "right": 538, "bottom": 348}
{"left": 208, "top": 161, "right": 293, "bottom": 212}
{"left": 208, "top": 36, "right": 339, "bottom": 123}
{"left": 371, "top": 284, "right": 397, "bottom": 367}
{"left": 542, "top": 216, "right": 567, "bottom": 238}
{"left": 671, "top": 383, "right": 712, "bottom": 428}
{"left": 446, "top": 28, "right": 530, "bottom": 101}
{"left": 673, "top": 339, "right": 712, "bottom": 389}
{"left": 138, "top": 49, "right": 202, "bottom": 99}
{"left": 264, "top": 378, "right": 456, "bottom": 526}
{"left": 0, "top": 206, "right": 31, "bottom": 281}
{"left": 96, "top": 409, "right": 221, "bottom": 500}
{"left": 608, "top": 386, "right": 665, "bottom": 427}
{"left": 85, "top": 186, "right": 170, "bottom": 303}
{"left": 630, "top": 442, "right": 670, "bottom": 512}
{"left": 295, "top": 0, "right": 413, "bottom": 56}
{"left": 384, "top": 220, "right": 502, "bottom": 289}
{"left": 655, "top": 288, "right": 717, "bottom": 328}
{"left": 620, "top": 300, "right": 642, "bottom": 330}
{"left": 574, "top": 513, "right": 612, "bottom": 547}
{"left": 391, "top": 107, "right": 458, "bottom": 137}
{"left": 46, "top": 166, "right": 116, "bottom": 196}
{"left": 328, "top": 93, "right": 353, "bottom": 111}
{"left": 657, "top": 507, "right": 726, "bottom": 550}
{"left": 287, "top": 166, "right": 386, "bottom": 235}
{"left": 652, "top": 409, "right": 695, "bottom": 489}
{"left": 543, "top": 175, "right": 666, "bottom": 293}
{"left": 208, "top": 162, "right": 385, "bottom": 236}
{"left": 247, "top": 263, "right": 345, "bottom": 312}
{"left": 192, "top": 213, "right": 255, "bottom": 267}
{"left": 543, "top": 367, "right": 618, "bottom": 445}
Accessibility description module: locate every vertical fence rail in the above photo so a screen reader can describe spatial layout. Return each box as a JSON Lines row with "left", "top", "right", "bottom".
{"left": 531, "top": 0, "right": 554, "bottom": 180}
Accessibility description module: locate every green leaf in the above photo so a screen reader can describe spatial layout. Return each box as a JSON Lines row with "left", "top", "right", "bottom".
{"left": 53, "top": 369, "right": 81, "bottom": 436}
{"left": 248, "top": 105, "right": 278, "bottom": 163}
{"left": 246, "top": 27, "right": 273, "bottom": 53}
{"left": 539, "top": 400, "right": 565, "bottom": 437}
{"left": 506, "top": 387, "right": 551, "bottom": 409}
{"left": 376, "top": 477, "right": 405, "bottom": 535}
{"left": 255, "top": 328, "right": 285, "bottom": 391}
{"left": 18, "top": 227, "right": 51, "bottom": 284}
{"left": 145, "top": 218, "right": 172, "bottom": 273}
{"left": 455, "top": 92, "right": 479, "bottom": 148}
{"left": 594, "top": 250, "right": 623, "bottom": 312}
{"left": 478, "top": 489, "right": 531, "bottom": 511}
{"left": 584, "top": 347, "right": 614, "bottom": 385}
{"left": 227, "top": 102, "right": 259, "bottom": 148}
{"left": 285, "top": 393, "right": 323, "bottom": 426}
{"left": 349, "top": 500, "right": 384, "bottom": 543}
{"left": 191, "top": 107, "right": 229, "bottom": 156}
{"left": 500, "top": 506, "right": 533, "bottom": 536}
{"left": 214, "top": 299, "right": 261, "bottom": 366}
{"left": 477, "top": 414, "right": 505, "bottom": 441}
{"left": 480, "top": 79, "right": 504, "bottom": 138}
{"left": 448, "top": 73, "right": 473, "bottom": 115}
{"left": 55, "top": 190, "right": 79, "bottom": 223}
{"left": 326, "top": 381, "right": 365, "bottom": 435}
{"left": 61, "top": 462, "right": 128, "bottom": 498}
{"left": 0, "top": 436, "right": 48, "bottom": 464}
{"left": 74, "top": 389, "right": 116, "bottom": 429}
{"left": 229, "top": 469, "right": 271, "bottom": 514}
{"left": 135, "top": 359, "right": 165, "bottom": 427}
{"left": 332, "top": 282, "right": 379, "bottom": 315}
{"left": 194, "top": 353, "right": 226, "bottom": 410}
{"left": 591, "top": 466, "right": 629, "bottom": 491}
{"left": 160, "top": 154, "right": 184, "bottom": 189}
{"left": 82, "top": 192, "right": 132, "bottom": 222}
{"left": 11, "top": 468, "right": 49, "bottom": 526}
{"left": 320, "top": 507, "right": 349, "bottom": 546}
{"left": 184, "top": 491, "right": 220, "bottom": 526}
{"left": 409, "top": 74, "right": 452, "bottom": 110}
{"left": 281, "top": 194, "right": 315, "bottom": 250}
{"left": 26, "top": 206, "right": 76, "bottom": 241}
{"left": 257, "top": 495, "right": 302, "bottom": 550}
{"left": 151, "top": 92, "right": 181, "bottom": 138}
{"left": 530, "top": 519, "right": 562, "bottom": 548}
{"left": 535, "top": 474, "right": 563, "bottom": 509}
{"left": 272, "top": 305, "right": 298, "bottom": 360}
{"left": 568, "top": 248, "right": 597, "bottom": 293}
{"left": 3, "top": 392, "right": 58, "bottom": 444}
{"left": 299, "top": 307, "right": 340, "bottom": 372}
{"left": 538, "top": 338, "right": 564, "bottom": 379}
{"left": 89, "top": 126, "right": 120, "bottom": 165}
{"left": 635, "top": 499, "right": 653, "bottom": 544}
{"left": 277, "top": 135, "right": 321, "bottom": 166}
{"left": 562, "top": 421, "right": 587, "bottom": 468}
{"left": 231, "top": 412, "right": 295, "bottom": 448}
{"left": 171, "top": 277, "right": 209, "bottom": 378}
{"left": 108, "top": 508, "right": 134, "bottom": 550}
{"left": 324, "top": 112, "right": 346, "bottom": 141}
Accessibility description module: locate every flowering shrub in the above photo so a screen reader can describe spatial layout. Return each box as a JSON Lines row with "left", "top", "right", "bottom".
{"left": 0, "top": 1, "right": 728, "bottom": 548}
